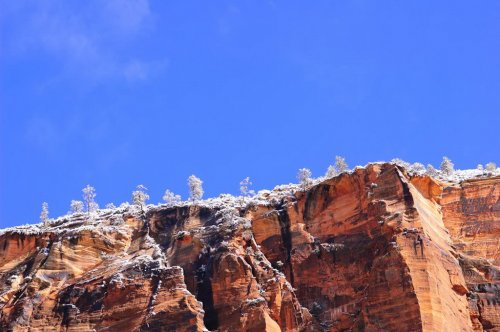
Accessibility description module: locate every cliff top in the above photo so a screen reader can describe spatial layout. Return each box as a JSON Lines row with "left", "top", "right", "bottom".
{"left": 1, "top": 161, "right": 498, "bottom": 237}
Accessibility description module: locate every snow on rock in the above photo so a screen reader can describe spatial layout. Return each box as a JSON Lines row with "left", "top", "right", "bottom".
{"left": 0, "top": 162, "right": 498, "bottom": 331}
{"left": 1, "top": 162, "right": 498, "bottom": 238}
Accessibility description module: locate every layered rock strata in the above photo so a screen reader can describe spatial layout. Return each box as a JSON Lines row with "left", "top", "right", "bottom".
{"left": 0, "top": 163, "right": 498, "bottom": 331}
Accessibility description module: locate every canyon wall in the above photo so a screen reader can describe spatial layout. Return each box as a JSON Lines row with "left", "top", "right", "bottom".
{"left": 0, "top": 164, "right": 498, "bottom": 331}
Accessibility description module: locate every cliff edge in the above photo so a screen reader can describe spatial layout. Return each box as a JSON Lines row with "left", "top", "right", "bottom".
{"left": 0, "top": 163, "right": 498, "bottom": 331}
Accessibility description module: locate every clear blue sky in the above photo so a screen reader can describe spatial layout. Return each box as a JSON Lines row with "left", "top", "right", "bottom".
{"left": 1, "top": 1, "right": 499, "bottom": 228}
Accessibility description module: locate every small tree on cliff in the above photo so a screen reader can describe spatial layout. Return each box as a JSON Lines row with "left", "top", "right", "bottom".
{"left": 325, "top": 165, "right": 337, "bottom": 178}
{"left": 297, "top": 168, "right": 312, "bottom": 189}
{"left": 105, "top": 203, "right": 116, "bottom": 209}
{"left": 40, "top": 202, "right": 49, "bottom": 226}
{"left": 335, "top": 156, "right": 349, "bottom": 173}
{"left": 391, "top": 158, "right": 411, "bottom": 169}
{"left": 163, "top": 189, "right": 181, "bottom": 206}
{"left": 82, "top": 185, "right": 98, "bottom": 214}
{"left": 485, "top": 162, "right": 497, "bottom": 172}
{"left": 188, "top": 175, "right": 204, "bottom": 201}
{"left": 132, "top": 185, "right": 149, "bottom": 210}
{"left": 426, "top": 164, "right": 438, "bottom": 177}
{"left": 440, "top": 157, "right": 454, "bottom": 176}
{"left": 70, "top": 200, "right": 84, "bottom": 214}
{"left": 239, "top": 177, "right": 254, "bottom": 197}
{"left": 325, "top": 155, "right": 348, "bottom": 178}
{"left": 410, "top": 162, "right": 426, "bottom": 174}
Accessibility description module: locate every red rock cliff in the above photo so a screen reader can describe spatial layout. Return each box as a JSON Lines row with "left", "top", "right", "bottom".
{"left": 0, "top": 163, "right": 498, "bottom": 331}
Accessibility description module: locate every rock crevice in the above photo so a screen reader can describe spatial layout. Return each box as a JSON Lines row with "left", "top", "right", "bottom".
{"left": 0, "top": 163, "right": 498, "bottom": 331}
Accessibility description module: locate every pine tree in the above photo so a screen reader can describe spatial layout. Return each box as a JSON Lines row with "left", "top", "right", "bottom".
{"left": 325, "top": 165, "right": 337, "bottom": 178}
{"left": 391, "top": 158, "right": 411, "bottom": 169}
{"left": 132, "top": 185, "right": 149, "bottom": 208}
{"left": 410, "top": 162, "right": 426, "bottom": 173}
{"left": 163, "top": 189, "right": 181, "bottom": 206}
{"left": 335, "top": 156, "right": 348, "bottom": 173}
{"left": 82, "top": 185, "right": 98, "bottom": 214}
{"left": 426, "top": 164, "right": 438, "bottom": 177}
{"left": 240, "top": 177, "right": 254, "bottom": 196}
{"left": 188, "top": 175, "right": 204, "bottom": 201}
{"left": 297, "top": 168, "right": 312, "bottom": 189}
{"left": 440, "top": 157, "right": 454, "bottom": 176}
{"left": 105, "top": 203, "right": 116, "bottom": 209}
{"left": 70, "top": 200, "right": 84, "bottom": 214}
{"left": 485, "top": 162, "right": 497, "bottom": 172}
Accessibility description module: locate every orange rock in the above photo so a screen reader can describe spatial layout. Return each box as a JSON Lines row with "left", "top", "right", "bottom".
{"left": 0, "top": 164, "right": 498, "bottom": 331}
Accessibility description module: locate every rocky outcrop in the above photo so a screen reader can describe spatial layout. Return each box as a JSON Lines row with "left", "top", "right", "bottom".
{"left": 440, "top": 178, "right": 499, "bottom": 331}
{"left": 0, "top": 163, "right": 498, "bottom": 331}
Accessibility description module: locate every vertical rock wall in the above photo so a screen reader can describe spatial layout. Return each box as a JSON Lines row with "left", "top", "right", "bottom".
{"left": 0, "top": 164, "right": 498, "bottom": 331}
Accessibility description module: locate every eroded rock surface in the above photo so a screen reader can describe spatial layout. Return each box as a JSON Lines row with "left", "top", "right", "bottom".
{"left": 0, "top": 163, "right": 498, "bottom": 331}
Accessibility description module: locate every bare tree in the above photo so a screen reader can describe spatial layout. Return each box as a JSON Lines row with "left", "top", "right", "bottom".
{"left": 188, "top": 175, "right": 204, "bottom": 201}
{"left": 40, "top": 202, "right": 49, "bottom": 226}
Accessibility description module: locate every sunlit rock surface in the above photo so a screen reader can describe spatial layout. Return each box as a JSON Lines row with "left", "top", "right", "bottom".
{"left": 0, "top": 163, "right": 498, "bottom": 331}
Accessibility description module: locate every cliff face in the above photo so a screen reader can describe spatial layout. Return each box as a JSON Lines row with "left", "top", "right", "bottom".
{"left": 0, "top": 164, "right": 498, "bottom": 332}
{"left": 440, "top": 178, "right": 500, "bottom": 331}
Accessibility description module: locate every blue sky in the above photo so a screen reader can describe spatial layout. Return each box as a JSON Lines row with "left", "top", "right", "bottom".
{"left": 1, "top": 1, "right": 499, "bottom": 228}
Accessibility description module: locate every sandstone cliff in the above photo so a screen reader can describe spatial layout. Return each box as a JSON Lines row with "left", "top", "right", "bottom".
{"left": 0, "top": 163, "right": 498, "bottom": 331}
